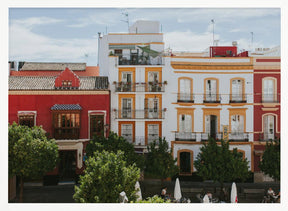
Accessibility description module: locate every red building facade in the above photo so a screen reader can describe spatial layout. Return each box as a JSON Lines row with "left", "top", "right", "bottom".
{"left": 9, "top": 65, "right": 109, "bottom": 183}
{"left": 253, "top": 57, "right": 281, "bottom": 181}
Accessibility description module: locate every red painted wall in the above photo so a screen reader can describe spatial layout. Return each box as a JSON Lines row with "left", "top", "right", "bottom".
{"left": 210, "top": 46, "right": 237, "bottom": 57}
{"left": 9, "top": 94, "right": 110, "bottom": 139}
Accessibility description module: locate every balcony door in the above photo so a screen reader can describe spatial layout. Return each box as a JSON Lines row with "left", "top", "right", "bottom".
{"left": 146, "top": 98, "right": 159, "bottom": 118}
{"left": 148, "top": 72, "right": 159, "bottom": 92}
{"left": 180, "top": 152, "right": 191, "bottom": 174}
{"left": 122, "top": 72, "right": 132, "bottom": 91}
{"left": 121, "top": 124, "right": 133, "bottom": 143}
{"left": 206, "top": 79, "right": 217, "bottom": 101}
{"left": 263, "top": 79, "right": 275, "bottom": 102}
{"left": 232, "top": 79, "right": 243, "bottom": 101}
{"left": 205, "top": 115, "right": 217, "bottom": 139}
{"left": 179, "top": 79, "right": 191, "bottom": 101}
{"left": 264, "top": 115, "right": 275, "bottom": 140}
{"left": 147, "top": 124, "right": 159, "bottom": 144}
{"left": 122, "top": 98, "right": 132, "bottom": 118}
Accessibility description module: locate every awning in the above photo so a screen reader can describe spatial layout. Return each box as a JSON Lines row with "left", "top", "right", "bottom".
{"left": 51, "top": 104, "right": 82, "bottom": 110}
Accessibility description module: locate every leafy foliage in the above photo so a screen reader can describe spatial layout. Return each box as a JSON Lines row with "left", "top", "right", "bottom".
{"left": 194, "top": 137, "right": 250, "bottom": 185}
{"left": 259, "top": 139, "right": 280, "bottom": 181}
{"left": 134, "top": 195, "right": 171, "bottom": 203}
{"left": 85, "top": 132, "right": 145, "bottom": 169}
{"left": 9, "top": 122, "right": 58, "bottom": 179}
{"left": 73, "top": 150, "right": 140, "bottom": 203}
{"left": 145, "top": 137, "right": 179, "bottom": 180}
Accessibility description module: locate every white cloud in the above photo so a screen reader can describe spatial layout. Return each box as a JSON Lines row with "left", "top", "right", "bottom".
{"left": 229, "top": 28, "right": 241, "bottom": 33}
{"left": 11, "top": 17, "right": 63, "bottom": 28}
{"left": 9, "top": 21, "right": 98, "bottom": 64}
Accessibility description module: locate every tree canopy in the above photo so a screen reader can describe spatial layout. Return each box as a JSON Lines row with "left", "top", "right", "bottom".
{"left": 9, "top": 122, "right": 58, "bottom": 202}
{"left": 85, "top": 132, "right": 145, "bottom": 169}
{"left": 73, "top": 150, "right": 140, "bottom": 203}
{"left": 194, "top": 138, "right": 250, "bottom": 186}
{"left": 145, "top": 137, "right": 179, "bottom": 180}
{"left": 259, "top": 139, "right": 280, "bottom": 181}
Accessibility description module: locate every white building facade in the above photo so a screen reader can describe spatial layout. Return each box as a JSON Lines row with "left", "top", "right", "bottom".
{"left": 99, "top": 20, "right": 255, "bottom": 173}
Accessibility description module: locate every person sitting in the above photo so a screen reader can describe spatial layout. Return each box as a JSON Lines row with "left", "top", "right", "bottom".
{"left": 160, "top": 187, "right": 168, "bottom": 199}
{"left": 267, "top": 188, "right": 278, "bottom": 202}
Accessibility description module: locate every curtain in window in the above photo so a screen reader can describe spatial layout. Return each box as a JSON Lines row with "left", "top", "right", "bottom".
{"left": 232, "top": 79, "right": 243, "bottom": 101}
{"left": 263, "top": 79, "right": 275, "bottom": 102}
{"left": 180, "top": 79, "right": 191, "bottom": 101}
{"left": 121, "top": 124, "right": 133, "bottom": 143}
{"left": 206, "top": 80, "right": 217, "bottom": 101}
{"left": 264, "top": 115, "right": 275, "bottom": 140}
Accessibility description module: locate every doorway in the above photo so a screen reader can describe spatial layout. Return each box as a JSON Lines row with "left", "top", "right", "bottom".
{"left": 180, "top": 152, "right": 191, "bottom": 174}
{"left": 210, "top": 115, "right": 217, "bottom": 139}
{"left": 58, "top": 150, "right": 77, "bottom": 181}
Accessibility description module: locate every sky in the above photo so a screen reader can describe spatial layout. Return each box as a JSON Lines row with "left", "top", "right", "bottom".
{"left": 8, "top": 8, "right": 280, "bottom": 66}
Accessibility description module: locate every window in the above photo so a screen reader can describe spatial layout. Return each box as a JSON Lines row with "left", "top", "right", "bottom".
{"left": 231, "top": 79, "right": 244, "bottom": 102}
{"left": 205, "top": 79, "right": 217, "bottom": 101}
{"left": 53, "top": 112, "right": 80, "bottom": 139}
{"left": 121, "top": 72, "right": 132, "bottom": 91}
{"left": 19, "top": 115, "right": 35, "bottom": 127}
{"left": 122, "top": 98, "right": 132, "bottom": 118}
{"left": 148, "top": 72, "right": 160, "bottom": 92}
{"left": 179, "top": 79, "right": 192, "bottom": 102}
{"left": 231, "top": 115, "right": 244, "bottom": 134}
{"left": 263, "top": 78, "right": 276, "bottom": 102}
{"left": 62, "top": 80, "right": 72, "bottom": 87}
{"left": 145, "top": 98, "right": 159, "bottom": 118}
{"left": 179, "top": 114, "right": 192, "bottom": 133}
{"left": 90, "top": 115, "right": 104, "bottom": 139}
{"left": 264, "top": 115, "right": 275, "bottom": 140}
{"left": 121, "top": 124, "right": 133, "bottom": 143}
{"left": 147, "top": 124, "right": 159, "bottom": 144}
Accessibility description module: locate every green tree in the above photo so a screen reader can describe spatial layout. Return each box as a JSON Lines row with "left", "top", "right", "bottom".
{"left": 73, "top": 150, "right": 140, "bottom": 203}
{"left": 85, "top": 132, "right": 145, "bottom": 169}
{"left": 259, "top": 139, "right": 280, "bottom": 181}
{"left": 194, "top": 137, "right": 250, "bottom": 188}
{"left": 145, "top": 137, "right": 179, "bottom": 182}
{"left": 134, "top": 195, "right": 171, "bottom": 203}
{"left": 9, "top": 122, "right": 58, "bottom": 202}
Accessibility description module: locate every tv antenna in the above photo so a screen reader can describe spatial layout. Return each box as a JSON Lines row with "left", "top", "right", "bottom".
{"left": 121, "top": 10, "right": 129, "bottom": 32}
{"left": 211, "top": 19, "right": 215, "bottom": 46}
{"left": 250, "top": 32, "right": 254, "bottom": 51}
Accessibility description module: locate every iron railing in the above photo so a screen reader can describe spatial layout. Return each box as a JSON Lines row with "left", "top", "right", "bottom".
{"left": 201, "top": 133, "right": 222, "bottom": 141}
{"left": 261, "top": 94, "right": 280, "bottom": 103}
{"left": 54, "top": 128, "right": 80, "bottom": 140}
{"left": 229, "top": 94, "right": 247, "bottom": 103}
{"left": 114, "top": 109, "right": 166, "bottom": 119}
{"left": 177, "top": 93, "right": 194, "bottom": 103}
{"left": 114, "top": 82, "right": 166, "bottom": 92}
{"left": 203, "top": 94, "right": 221, "bottom": 103}
{"left": 259, "top": 133, "right": 280, "bottom": 141}
{"left": 228, "top": 132, "right": 249, "bottom": 142}
{"left": 117, "top": 54, "right": 162, "bottom": 65}
{"left": 174, "top": 132, "right": 196, "bottom": 141}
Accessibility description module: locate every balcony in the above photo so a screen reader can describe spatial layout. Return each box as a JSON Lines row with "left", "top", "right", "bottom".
{"left": 229, "top": 94, "right": 247, "bottom": 103}
{"left": 201, "top": 133, "right": 222, "bottom": 141}
{"left": 174, "top": 132, "right": 196, "bottom": 141}
{"left": 114, "top": 109, "right": 166, "bottom": 119}
{"left": 54, "top": 128, "right": 80, "bottom": 140}
{"left": 228, "top": 132, "right": 249, "bottom": 142}
{"left": 177, "top": 93, "right": 194, "bottom": 103}
{"left": 117, "top": 54, "right": 162, "bottom": 66}
{"left": 120, "top": 136, "right": 162, "bottom": 146}
{"left": 203, "top": 94, "right": 221, "bottom": 103}
{"left": 259, "top": 133, "right": 280, "bottom": 142}
{"left": 114, "top": 82, "right": 166, "bottom": 92}
{"left": 261, "top": 94, "right": 280, "bottom": 103}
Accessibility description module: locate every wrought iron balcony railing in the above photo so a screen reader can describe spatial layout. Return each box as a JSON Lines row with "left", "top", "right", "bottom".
{"left": 174, "top": 132, "right": 196, "bottom": 141}
{"left": 117, "top": 54, "right": 162, "bottom": 65}
{"left": 114, "top": 82, "right": 166, "bottom": 92}
{"left": 261, "top": 94, "right": 280, "bottom": 103}
{"left": 114, "top": 109, "right": 166, "bottom": 119}
{"left": 201, "top": 133, "right": 222, "bottom": 141}
{"left": 203, "top": 94, "right": 221, "bottom": 103}
{"left": 229, "top": 94, "right": 247, "bottom": 103}
{"left": 119, "top": 136, "right": 163, "bottom": 146}
{"left": 228, "top": 132, "right": 249, "bottom": 142}
{"left": 177, "top": 93, "right": 194, "bottom": 103}
{"left": 54, "top": 128, "right": 80, "bottom": 140}
{"left": 259, "top": 132, "right": 280, "bottom": 141}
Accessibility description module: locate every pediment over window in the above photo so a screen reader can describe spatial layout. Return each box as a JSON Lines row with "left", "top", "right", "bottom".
{"left": 54, "top": 67, "right": 80, "bottom": 89}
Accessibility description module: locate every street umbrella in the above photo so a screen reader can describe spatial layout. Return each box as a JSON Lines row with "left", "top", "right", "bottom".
{"left": 174, "top": 178, "right": 182, "bottom": 201}
{"left": 135, "top": 181, "right": 142, "bottom": 201}
{"left": 230, "top": 182, "right": 238, "bottom": 203}
{"left": 203, "top": 194, "right": 210, "bottom": 203}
